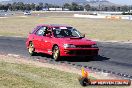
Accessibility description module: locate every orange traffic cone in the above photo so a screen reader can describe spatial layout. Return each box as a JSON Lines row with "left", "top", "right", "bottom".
{"left": 82, "top": 67, "right": 88, "bottom": 78}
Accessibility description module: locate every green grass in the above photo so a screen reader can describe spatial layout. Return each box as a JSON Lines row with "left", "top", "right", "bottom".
{"left": 0, "top": 15, "right": 132, "bottom": 41}
{"left": 0, "top": 61, "right": 81, "bottom": 88}
{"left": 0, "top": 60, "right": 130, "bottom": 88}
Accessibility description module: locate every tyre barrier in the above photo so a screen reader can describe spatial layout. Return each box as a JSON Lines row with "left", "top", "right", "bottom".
{"left": 33, "top": 56, "right": 132, "bottom": 80}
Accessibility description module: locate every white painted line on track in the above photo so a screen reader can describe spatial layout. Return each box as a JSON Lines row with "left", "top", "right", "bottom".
{"left": 17, "top": 16, "right": 28, "bottom": 18}
{"left": 0, "top": 17, "right": 8, "bottom": 18}
{"left": 8, "top": 54, "right": 20, "bottom": 57}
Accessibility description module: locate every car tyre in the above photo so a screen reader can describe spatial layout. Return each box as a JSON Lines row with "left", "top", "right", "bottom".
{"left": 52, "top": 46, "right": 60, "bottom": 61}
{"left": 28, "top": 42, "right": 35, "bottom": 56}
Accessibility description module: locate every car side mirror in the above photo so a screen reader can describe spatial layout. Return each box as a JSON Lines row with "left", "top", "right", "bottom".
{"left": 82, "top": 34, "right": 85, "bottom": 38}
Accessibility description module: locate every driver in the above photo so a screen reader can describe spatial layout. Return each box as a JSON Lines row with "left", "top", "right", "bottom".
{"left": 45, "top": 28, "right": 52, "bottom": 36}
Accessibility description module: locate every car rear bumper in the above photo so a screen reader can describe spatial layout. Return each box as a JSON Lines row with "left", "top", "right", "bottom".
{"left": 60, "top": 48, "right": 99, "bottom": 56}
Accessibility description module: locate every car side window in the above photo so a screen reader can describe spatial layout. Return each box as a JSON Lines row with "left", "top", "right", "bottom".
{"left": 36, "top": 26, "right": 47, "bottom": 36}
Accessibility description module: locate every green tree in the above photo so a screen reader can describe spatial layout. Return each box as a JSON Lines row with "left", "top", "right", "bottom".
{"left": 39, "top": 2, "right": 43, "bottom": 10}
{"left": 117, "top": 7, "right": 121, "bottom": 11}
{"left": 84, "top": 4, "right": 91, "bottom": 11}
{"left": 63, "top": 3, "right": 71, "bottom": 8}
{"left": 111, "top": 6, "right": 116, "bottom": 11}
{"left": 25, "top": 4, "right": 31, "bottom": 11}
{"left": 104, "top": 7, "right": 108, "bottom": 11}
{"left": 44, "top": 3, "right": 49, "bottom": 8}
{"left": 71, "top": 2, "right": 78, "bottom": 11}
{"left": 121, "top": 5, "right": 129, "bottom": 11}
{"left": 35, "top": 5, "right": 40, "bottom": 11}
{"left": 30, "top": 3, "right": 35, "bottom": 11}
{"left": 18, "top": 2, "right": 24, "bottom": 11}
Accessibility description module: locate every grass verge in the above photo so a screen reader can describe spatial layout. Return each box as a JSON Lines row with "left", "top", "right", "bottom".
{"left": 0, "top": 55, "right": 131, "bottom": 88}
{"left": 0, "top": 61, "right": 81, "bottom": 88}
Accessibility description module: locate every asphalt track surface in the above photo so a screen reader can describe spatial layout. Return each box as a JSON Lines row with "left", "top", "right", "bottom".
{"left": 0, "top": 36, "right": 132, "bottom": 79}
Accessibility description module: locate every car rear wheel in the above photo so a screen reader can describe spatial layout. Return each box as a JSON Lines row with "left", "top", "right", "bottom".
{"left": 52, "top": 46, "right": 60, "bottom": 61}
{"left": 28, "top": 42, "right": 35, "bottom": 56}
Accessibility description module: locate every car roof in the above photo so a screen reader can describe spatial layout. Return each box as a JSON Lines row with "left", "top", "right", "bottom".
{"left": 37, "top": 24, "right": 72, "bottom": 28}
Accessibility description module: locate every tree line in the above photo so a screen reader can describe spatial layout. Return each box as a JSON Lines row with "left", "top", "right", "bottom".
{"left": 0, "top": 2, "right": 131, "bottom": 12}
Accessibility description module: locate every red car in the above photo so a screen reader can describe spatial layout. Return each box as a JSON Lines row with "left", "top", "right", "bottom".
{"left": 26, "top": 24, "right": 99, "bottom": 61}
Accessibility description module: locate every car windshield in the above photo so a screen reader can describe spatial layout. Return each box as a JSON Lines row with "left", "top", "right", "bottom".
{"left": 53, "top": 28, "right": 83, "bottom": 38}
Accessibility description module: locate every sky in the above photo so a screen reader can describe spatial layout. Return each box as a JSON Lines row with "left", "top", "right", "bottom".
{"left": 0, "top": 0, "right": 132, "bottom": 5}
{"left": 109, "top": 0, "right": 132, "bottom": 5}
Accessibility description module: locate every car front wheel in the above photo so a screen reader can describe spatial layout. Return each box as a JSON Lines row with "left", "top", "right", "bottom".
{"left": 52, "top": 46, "right": 60, "bottom": 61}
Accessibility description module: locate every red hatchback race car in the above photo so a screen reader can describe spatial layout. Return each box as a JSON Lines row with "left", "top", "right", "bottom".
{"left": 26, "top": 24, "right": 99, "bottom": 61}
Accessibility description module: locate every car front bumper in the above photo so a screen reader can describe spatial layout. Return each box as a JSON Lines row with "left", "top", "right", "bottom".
{"left": 60, "top": 48, "right": 99, "bottom": 56}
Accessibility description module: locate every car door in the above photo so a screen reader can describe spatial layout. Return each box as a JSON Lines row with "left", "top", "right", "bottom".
{"left": 33, "top": 26, "right": 47, "bottom": 52}
{"left": 41, "top": 31, "right": 53, "bottom": 54}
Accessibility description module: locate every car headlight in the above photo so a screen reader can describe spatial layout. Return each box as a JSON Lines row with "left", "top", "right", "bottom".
{"left": 63, "top": 44, "right": 76, "bottom": 48}
{"left": 91, "top": 44, "right": 98, "bottom": 48}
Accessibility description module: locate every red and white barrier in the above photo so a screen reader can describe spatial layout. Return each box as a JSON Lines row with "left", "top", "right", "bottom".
{"left": 74, "top": 14, "right": 132, "bottom": 21}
